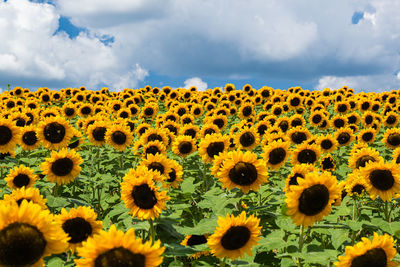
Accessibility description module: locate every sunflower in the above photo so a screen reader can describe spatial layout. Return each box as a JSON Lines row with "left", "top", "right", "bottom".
{"left": 287, "top": 126, "right": 311, "bottom": 145}
{"left": 348, "top": 147, "right": 382, "bottom": 169}
{"left": 140, "top": 153, "right": 172, "bottom": 178}
{"left": 87, "top": 120, "right": 108, "bottom": 147}
{"left": 78, "top": 103, "right": 94, "bottom": 117}
{"left": 316, "top": 134, "right": 338, "bottom": 154}
{"left": 360, "top": 160, "right": 400, "bottom": 201}
{"left": 37, "top": 116, "right": 74, "bottom": 150}
{"left": 207, "top": 211, "right": 261, "bottom": 260}
{"left": 136, "top": 122, "right": 152, "bottom": 137}
{"left": 320, "top": 154, "right": 336, "bottom": 172}
{"left": 140, "top": 128, "right": 169, "bottom": 147}
{"left": 163, "top": 158, "right": 183, "bottom": 189}
{"left": 335, "top": 127, "right": 354, "bottom": 147}
{"left": 284, "top": 164, "right": 317, "bottom": 193}
{"left": 198, "top": 133, "right": 230, "bottom": 163}
{"left": 292, "top": 143, "right": 321, "bottom": 166}
{"left": 181, "top": 234, "right": 208, "bottom": 247}
{"left": 238, "top": 103, "right": 255, "bottom": 119}
{"left": 121, "top": 166, "right": 169, "bottom": 220}
{"left": 383, "top": 111, "right": 399, "bottom": 127}
{"left": 344, "top": 170, "right": 366, "bottom": 196}
{"left": 5, "top": 165, "right": 38, "bottom": 189}
{"left": 180, "top": 124, "right": 200, "bottom": 139}
{"left": 285, "top": 171, "right": 339, "bottom": 227}
{"left": 19, "top": 125, "right": 40, "bottom": 151}
{"left": 208, "top": 114, "right": 228, "bottom": 131}
{"left": 356, "top": 128, "right": 376, "bottom": 144}
{"left": 105, "top": 123, "right": 133, "bottom": 151}
{"left": 172, "top": 135, "right": 197, "bottom": 158}
{"left": 180, "top": 114, "right": 195, "bottom": 126}
{"left": 334, "top": 101, "right": 350, "bottom": 114}
{"left": 142, "top": 140, "right": 167, "bottom": 156}
{"left": 275, "top": 117, "right": 290, "bottom": 133}
{"left": 0, "top": 201, "right": 68, "bottom": 267}
{"left": 235, "top": 127, "right": 260, "bottom": 151}
{"left": 217, "top": 150, "right": 268, "bottom": 193}
{"left": 75, "top": 224, "right": 164, "bottom": 267}
{"left": 335, "top": 233, "right": 397, "bottom": 267}
{"left": 383, "top": 128, "right": 400, "bottom": 149}
{"left": 162, "top": 120, "right": 180, "bottom": 136}
{"left": 68, "top": 127, "right": 84, "bottom": 150}
{"left": 2, "top": 187, "right": 47, "bottom": 209}
{"left": 392, "top": 147, "right": 400, "bottom": 164}
{"left": 331, "top": 115, "right": 347, "bottom": 130}
{"left": 55, "top": 206, "right": 103, "bottom": 251}
{"left": 309, "top": 111, "right": 326, "bottom": 127}
{"left": 41, "top": 148, "right": 83, "bottom": 185}
{"left": 262, "top": 140, "right": 290, "bottom": 170}
{"left": 0, "top": 118, "right": 21, "bottom": 153}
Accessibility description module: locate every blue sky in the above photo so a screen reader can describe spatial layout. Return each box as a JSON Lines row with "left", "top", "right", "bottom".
{"left": 0, "top": 0, "right": 399, "bottom": 92}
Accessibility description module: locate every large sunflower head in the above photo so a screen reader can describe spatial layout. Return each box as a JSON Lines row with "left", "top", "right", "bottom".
{"left": 19, "top": 125, "right": 40, "bottom": 151}
{"left": 0, "top": 118, "right": 21, "bottom": 153}
{"left": 105, "top": 123, "right": 133, "bottom": 151}
{"left": 2, "top": 187, "right": 48, "bottom": 209}
{"left": 121, "top": 166, "right": 169, "bottom": 220}
{"left": 0, "top": 201, "right": 68, "bottom": 267}
{"left": 287, "top": 126, "right": 311, "bottom": 145}
{"left": 262, "top": 140, "right": 290, "bottom": 170}
{"left": 383, "top": 111, "right": 399, "bottom": 127}
{"left": 357, "top": 128, "right": 377, "bottom": 144}
{"left": 360, "top": 160, "right": 400, "bottom": 202}
{"left": 140, "top": 152, "right": 172, "bottom": 178}
{"left": 285, "top": 171, "right": 339, "bottom": 227}
{"left": 316, "top": 134, "right": 338, "bottom": 154}
{"left": 41, "top": 148, "right": 83, "bottom": 185}
{"left": 86, "top": 120, "right": 108, "bottom": 147}
{"left": 198, "top": 133, "right": 230, "bottom": 163}
{"left": 335, "top": 233, "right": 397, "bottom": 267}
{"left": 75, "top": 224, "right": 165, "bottom": 267}
{"left": 55, "top": 206, "right": 103, "bottom": 251}
{"left": 383, "top": 128, "right": 400, "bottom": 149}
{"left": 180, "top": 124, "right": 200, "bottom": 139}
{"left": 37, "top": 116, "right": 74, "bottom": 150}
{"left": 172, "top": 135, "right": 197, "bottom": 158}
{"left": 348, "top": 147, "right": 382, "bottom": 169}
{"left": 216, "top": 150, "right": 268, "bottom": 193}
{"left": 5, "top": 164, "right": 38, "bottom": 190}
{"left": 162, "top": 158, "right": 183, "bottom": 189}
{"left": 335, "top": 127, "right": 354, "bottom": 147}
{"left": 140, "top": 128, "right": 169, "bottom": 147}
{"left": 292, "top": 143, "right": 321, "bottom": 166}
{"left": 207, "top": 211, "right": 261, "bottom": 260}
{"left": 142, "top": 140, "right": 167, "bottom": 156}
{"left": 344, "top": 169, "right": 367, "bottom": 197}
{"left": 200, "top": 123, "right": 220, "bottom": 138}
{"left": 235, "top": 127, "right": 260, "bottom": 151}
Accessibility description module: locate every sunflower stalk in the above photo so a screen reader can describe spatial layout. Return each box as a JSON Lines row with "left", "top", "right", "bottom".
{"left": 220, "top": 257, "right": 226, "bottom": 267}
{"left": 383, "top": 201, "right": 390, "bottom": 222}
{"left": 148, "top": 219, "right": 156, "bottom": 245}
{"left": 296, "top": 225, "right": 305, "bottom": 267}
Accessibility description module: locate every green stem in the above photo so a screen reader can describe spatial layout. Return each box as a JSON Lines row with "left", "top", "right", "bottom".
{"left": 53, "top": 184, "right": 61, "bottom": 197}
{"left": 119, "top": 151, "right": 124, "bottom": 169}
{"left": 96, "top": 146, "right": 100, "bottom": 172}
{"left": 296, "top": 225, "right": 305, "bottom": 267}
{"left": 220, "top": 257, "right": 226, "bottom": 267}
{"left": 352, "top": 198, "right": 358, "bottom": 221}
{"left": 384, "top": 201, "right": 390, "bottom": 222}
{"left": 148, "top": 219, "right": 155, "bottom": 245}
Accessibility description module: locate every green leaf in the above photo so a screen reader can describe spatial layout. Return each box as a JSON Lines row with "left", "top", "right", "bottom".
{"left": 181, "top": 176, "right": 196, "bottom": 194}
{"left": 331, "top": 229, "right": 350, "bottom": 249}
{"left": 275, "top": 216, "right": 297, "bottom": 232}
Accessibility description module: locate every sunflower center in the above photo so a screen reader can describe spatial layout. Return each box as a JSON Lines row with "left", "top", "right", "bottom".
{"left": 365, "top": 115, "right": 373, "bottom": 124}
{"left": 13, "top": 174, "right": 30, "bottom": 188}
{"left": 386, "top": 115, "right": 396, "bottom": 125}
{"left": 334, "top": 119, "right": 345, "bottom": 128}
{"left": 350, "top": 247, "right": 387, "bottom": 267}
{"left": 312, "top": 114, "right": 322, "bottom": 124}
{"left": 242, "top": 106, "right": 252, "bottom": 117}
{"left": 178, "top": 141, "right": 192, "bottom": 154}
{"left": 43, "top": 122, "right": 66, "bottom": 143}
{"left": 321, "top": 139, "right": 333, "bottom": 150}
{"left": 204, "top": 128, "right": 216, "bottom": 136}
{"left": 337, "top": 133, "right": 350, "bottom": 145}
{"left": 348, "top": 115, "right": 357, "bottom": 124}
{"left": 184, "top": 129, "right": 197, "bottom": 138}
{"left": 144, "top": 108, "right": 154, "bottom": 116}
{"left": 148, "top": 162, "right": 164, "bottom": 174}
{"left": 338, "top": 104, "right": 347, "bottom": 113}
{"left": 206, "top": 142, "right": 225, "bottom": 158}
{"left": 239, "top": 132, "right": 255, "bottom": 147}
{"left": 257, "top": 124, "right": 267, "bottom": 135}
{"left": 291, "top": 132, "right": 307, "bottom": 144}
{"left": 220, "top": 226, "right": 251, "bottom": 250}
{"left": 228, "top": 162, "right": 258, "bottom": 186}
{"left": 355, "top": 155, "right": 376, "bottom": 169}
{"left": 289, "top": 173, "right": 304, "bottom": 186}
{"left": 95, "top": 247, "right": 145, "bottom": 267}
{"left": 362, "top": 132, "right": 373, "bottom": 142}
{"left": 167, "top": 169, "right": 176, "bottom": 182}
{"left": 22, "top": 131, "right": 38, "bottom": 146}
{"left": 387, "top": 133, "right": 400, "bottom": 147}
{"left": 111, "top": 131, "right": 127, "bottom": 145}
{"left": 278, "top": 121, "right": 289, "bottom": 132}
{"left": 298, "top": 184, "right": 330, "bottom": 216}
{"left": 81, "top": 106, "right": 91, "bottom": 115}
{"left": 62, "top": 217, "right": 92, "bottom": 244}
{"left": 352, "top": 184, "right": 365, "bottom": 195}
{"left": 0, "top": 222, "right": 47, "bottom": 267}
{"left": 132, "top": 184, "right": 157, "bottom": 209}
{"left": 145, "top": 146, "right": 160, "bottom": 155}
{"left": 214, "top": 119, "right": 225, "bottom": 129}
{"left": 297, "top": 149, "right": 317, "bottom": 164}
{"left": 269, "top": 147, "right": 286, "bottom": 165}
{"left": 147, "top": 133, "right": 162, "bottom": 142}
{"left": 51, "top": 158, "right": 74, "bottom": 176}
{"left": 321, "top": 157, "right": 334, "bottom": 170}
{"left": 187, "top": 235, "right": 208, "bottom": 246}
{"left": 65, "top": 108, "right": 75, "bottom": 116}
{"left": 93, "top": 127, "right": 106, "bottom": 141}
{"left": 165, "top": 125, "right": 177, "bottom": 135}
{"left": 369, "top": 169, "right": 394, "bottom": 191}
{"left": 0, "top": 126, "right": 12, "bottom": 145}
{"left": 290, "top": 98, "right": 300, "bottom": 106}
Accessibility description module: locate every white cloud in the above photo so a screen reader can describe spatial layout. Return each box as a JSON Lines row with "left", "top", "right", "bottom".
{"left": 183, "top": 77, "right": 208, "bottom": 91}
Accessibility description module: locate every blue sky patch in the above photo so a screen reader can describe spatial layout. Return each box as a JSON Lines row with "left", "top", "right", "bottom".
{"left": 55, "top": 16, "right": 87, "bottom": 38}
{"left": 352, "top": 12, "right": 364, "bottom": 24}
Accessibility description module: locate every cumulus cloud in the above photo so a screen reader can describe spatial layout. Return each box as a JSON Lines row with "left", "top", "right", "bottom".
{"left": 183, "top": 77, "right": 208, "bottom": 91}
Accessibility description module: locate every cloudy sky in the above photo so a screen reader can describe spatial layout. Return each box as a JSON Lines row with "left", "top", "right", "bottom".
{"left": 0, "top": 0, "right": 399, "bottom": 92}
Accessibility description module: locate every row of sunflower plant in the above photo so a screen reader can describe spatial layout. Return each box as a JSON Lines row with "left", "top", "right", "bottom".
{"left": 1, "top": 84, "right": 400, "bottom": 266}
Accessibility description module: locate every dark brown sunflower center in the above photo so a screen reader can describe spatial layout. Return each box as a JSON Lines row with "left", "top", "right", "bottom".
{"left": 95, "top": 247, "right": 145, "bottom": 267}
{"left": 291, "top": 118, "right": 302, "bottom": 127}
{"left": 298, "top": 184, "right": 330, "bottom": 216}
{"left": 213, "top": 119, "right": 225, "bottom": 129}
{"left": 206, "top": 142, "right": 225, "bottom": 158}
{"left": 187, "top": 235, "right": 208, "bottom": 246}
{"left": 178, "top": 108, "right": 186, "bottom": 116}
{"left": 290, "top": 98, "right": 300, "bottom": 106}
{"left": 81, "top": 106, "right": 91, "bottom": 115}
{"left": 15, "top": 118, "right": 26, "bottom": 127}
{"left": 338, "top": 104, "right": 347, "bottom": 113}
{"left": 167, "top": 169, "right": 176, "bottom": 182}
{"left": 228, "top": 162, "right": 258, "bottom": 186}
{"left": 220, "top": 226, "right": 251, "bottom": 250}
{"left": 65, "top": 108, "right": 75, "bottom": 116}
{"left": 352, "top": 184, "right": 365, "bottom": 195}
{"left": 257, "top": 124, "right": 268, "bottom": 135}
{"left": 0, "top": 125, "right": 12, "bottom": 145}
{"left": 321, "top": 157, "right": 335, "bottom": 170}
{"left": 204, "top": 128, "right": 216, "bottom": 136}
{"left": 51, "top": 158, "right": 74, "bottom": 176}
{"left": 312, "top": 114, "right": 322, "bottom": 124}
{"left": 239, "top": 132, "right": 255, "bottom": 147}
{"left": 337, "top": 133, "right": 350, "bottom": 145}
{"left": 387, "top": 133, "right": 400, "bottom": 147}
{"left": 111, "top": 131, "right": 127, "bottom": 145}
{"left": 184, "top": 129, "right": 197, "bottom": 139}
{"left": 194, "top": 108, "right": 201, "bottom": 115}
{"left": 386, "top": 115, "right": 396, "bottom": 125}
{"left": 145, "top": 146, "right": 161, "bottom": 155}
{"left": 268, "top": 147, "right": 286, "bottom": 165}
{"left": 13, "top": 174, "right": 30, "bottom": 188}
{"left": 297, "top": 149, "right": 317, "bottom": 164}
{"left": 242, "top": 106, "right": 252, "bottom": 117}
{"left": 289, "top": 173, "right": 304, "bottom": 186}
{"left": 144, "top": 108, "right": 154, "bottom": 116}
{"left": 22, "top": 131, "right": 38, "bottom": 146}
{"left": 321, "top": 139, "right": 333, "bottom": 150}
{"left": 132, "top": 184, "right": 157, "bottom": 209}
{"left": 148, "top": 162, "right": 164, "bottom": 174}
{"left": 165, "top": 125, "right": 177, "bottom": 135}
{"left": 0, "top": 222, "right": 47, "bottom": 267}
{"left": 361, "top": 102, "right": 370, "bottom": 110}
{"left": 369, "top": 169, "right": 394, "bottom": 191}
{"left": 348, "top": 115, "right": 357, "bottom": 124}
{"left": 91, "top": 127, "right": 106, "bottom": 142}
{"left": 334, "top": 119, "right": 345, "bottom": 128}
{"left": 362, "top": 132, "right": 373, "bottom": 142}
{"left": 291, "top": 132, "right": 307, "bottom": 144}
{"left": 43, "top": 122, "right": 66, "bottom": 143}
{"left": 355, "top": 155, "right": 376, "bottom": 169}
{"left": 178, "top": 142, "right": 193, "bottom": 154}
{"left": 365, "top": 115, "right": 373, "bottom": 125}
{"left": 147, "top": 133, "right": 162, "bottom": 143}
{"left": 62, "top": 217, "right": 93, "bottom": 244}
{"left": 350, "top": 247, "right": 387, "bottom": 267}
{"left": 278, "top": 121, "right": 289, "bottom": 132}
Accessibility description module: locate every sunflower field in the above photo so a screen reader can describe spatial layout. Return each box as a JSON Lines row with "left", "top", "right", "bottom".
{"left": 1, "top": 84, "right": 400, "bottom": 266}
